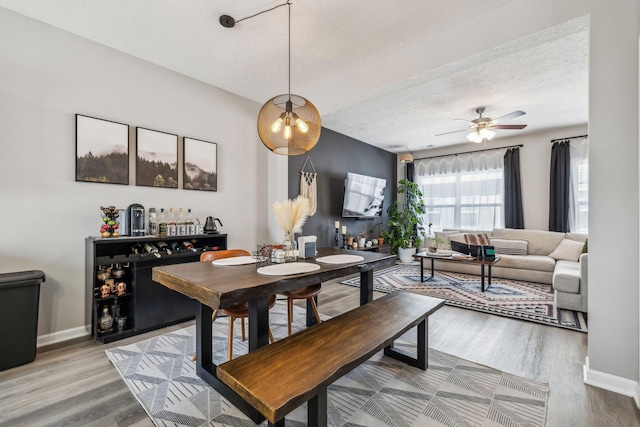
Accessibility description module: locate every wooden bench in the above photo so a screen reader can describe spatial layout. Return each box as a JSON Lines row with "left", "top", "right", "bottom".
{"left": 216, "top": 291, "right": 445, "bottom": 427}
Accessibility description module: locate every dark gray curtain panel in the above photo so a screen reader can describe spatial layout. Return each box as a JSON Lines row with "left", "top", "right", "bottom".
{"left": 504, "top": 147, "right": 524, "bottom": 229}
{"left": 406, "top": 161, "right": 415, "bottom": 182}
{"left": 549, "top": 141, "right": 570, "bottom": 232}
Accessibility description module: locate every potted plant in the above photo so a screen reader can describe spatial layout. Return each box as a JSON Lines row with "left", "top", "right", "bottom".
{"left": 382, "top": 179, "right": 426, "bottom": 262}
{"left": 371, "top": 221, "right": 386, "bottom": 245}
{"left": 428, "top": 236, "right": 446, "bottom": 253}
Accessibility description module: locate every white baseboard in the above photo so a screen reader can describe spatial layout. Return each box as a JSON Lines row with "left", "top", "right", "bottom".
{"left": 583, "top": 357, "right": 640, "bottom": 407}
{"left": 37, "top": 325, "right": 90, "bottom": 347}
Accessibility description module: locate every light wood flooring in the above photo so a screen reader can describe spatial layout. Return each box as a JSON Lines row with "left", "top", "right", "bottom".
{"left": 1, "top": 276, "right": 639, "bottom": 427}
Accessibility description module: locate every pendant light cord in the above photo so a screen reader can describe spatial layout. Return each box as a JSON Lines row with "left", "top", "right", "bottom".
{"left": 288, "top": 1, "right": 291, "bottom": 100}
{"left": 234, "top": 1, "right": 291, "bottom": 24}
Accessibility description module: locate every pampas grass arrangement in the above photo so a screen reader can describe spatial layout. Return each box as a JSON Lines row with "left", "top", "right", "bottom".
{"left": 272, "top": 196, "right": 312, "bottom": 236}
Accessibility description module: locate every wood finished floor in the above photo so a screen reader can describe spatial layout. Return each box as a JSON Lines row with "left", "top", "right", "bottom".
{"left": 1, "top": 276, "right": 639, "bottom": 427}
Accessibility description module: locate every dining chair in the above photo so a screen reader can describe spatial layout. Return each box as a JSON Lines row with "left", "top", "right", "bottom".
{"left": 282, "top": 283, "right": 322, "bottom": 336}
{"left": 196, "top": 249, "right": 276, "bottom": 361}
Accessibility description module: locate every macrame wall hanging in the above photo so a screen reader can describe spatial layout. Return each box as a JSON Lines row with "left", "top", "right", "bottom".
{"left": 300, "top": 156, "right": 317, "bottom": 215}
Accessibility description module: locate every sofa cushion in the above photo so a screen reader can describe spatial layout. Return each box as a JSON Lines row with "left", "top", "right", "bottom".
{"left": 490, "top": 238, "right": 528, "bottom": 255}
{"left": 495, "top": 254, "right": 556, "bottom": 272}
{"left": 464, "top": 233, "right": 491, "bottom": 246}
{"left": 554, "top": 261, "right": 581, "bottom": 293}
{"left": 492, "top": 228, "right": 565, "bottom": 255}
{"left": 549, "top": 239, "right": 584, "bottom": 262}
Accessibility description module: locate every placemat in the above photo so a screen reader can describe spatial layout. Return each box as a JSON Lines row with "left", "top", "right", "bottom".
{"left": 257, "top": 262, "right": 321, "bottom": 275}
{"left": 211, "top": 256, "right": 258, "bottom": 266}
{"left": 315, "top": 254, "right": 365, "bottom": 264}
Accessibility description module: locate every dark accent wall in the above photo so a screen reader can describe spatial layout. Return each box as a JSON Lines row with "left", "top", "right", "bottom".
{"left": 288, "top": 127, "right": 397, "bottom": 247}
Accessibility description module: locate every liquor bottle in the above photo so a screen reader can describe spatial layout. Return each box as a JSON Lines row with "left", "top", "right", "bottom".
{"left": 157, "top": 241, "right": 172, "bottom": 255}
{"left": 148, "top": 207, "right": 158, "bottom": 237}
{"left": 177, "top": 208, "right": 186, "bottom": 236}
{"left": 158, "top": 208, "right": 167, "bottom": 237}
{"left": 167, "top": 208, "right": 177, "bottom": 236}
{"left": 98, "top": 306, "right": 114, "bottom": 334}
{"left": 186, "top": 209, "right": 196, "bottom": 235}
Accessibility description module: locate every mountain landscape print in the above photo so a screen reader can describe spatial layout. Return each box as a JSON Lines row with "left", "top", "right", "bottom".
{"left": 183, "top": 137, "right": 217, "bottom": 191}
{"left": 76, "top": 115, "right": 129, "bottom": 185}
{"left": 136, "top": 127, "right": 178, "bottom": 188}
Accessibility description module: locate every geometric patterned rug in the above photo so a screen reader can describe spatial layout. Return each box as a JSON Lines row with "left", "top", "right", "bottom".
{"left": 341, "top": 264, "right": 587, "bottom": 333}
{"left": 106, "top": 300, "right": 549, "bottom": 426}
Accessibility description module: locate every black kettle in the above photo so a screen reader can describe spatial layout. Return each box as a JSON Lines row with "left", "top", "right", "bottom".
{"left": 204, "top": 216, "right": 223, "bottom": 234}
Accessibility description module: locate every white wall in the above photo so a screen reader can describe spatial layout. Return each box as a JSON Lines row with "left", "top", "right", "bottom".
{"left": 0, "top": 8, "right": 285, "bottom": 343}
{"left": 410, "top": 124, "right": 588, "bottom": 231}
{"left": 584, "top": 0, "right": 640, "bottom": 392}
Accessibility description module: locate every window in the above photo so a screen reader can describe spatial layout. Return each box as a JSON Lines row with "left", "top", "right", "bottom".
{"left": 569, "top": 139, "right": 589, "bottom": 233}
{"left": 416, "top": 151, "right": 505, "bottom": 231}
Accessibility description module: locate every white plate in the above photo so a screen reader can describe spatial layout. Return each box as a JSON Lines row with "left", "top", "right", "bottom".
{"left": 211, "top": 256, "right": 258, "bottom": 266}
{"left": 315, "top": 254, "right": 365, "bottom": 264}
{"left": 257, "top": 262, "right": 321, "bottom": 276}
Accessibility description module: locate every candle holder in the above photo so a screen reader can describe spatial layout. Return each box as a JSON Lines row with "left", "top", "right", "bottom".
{"left": 342, "top": 233, "right": 347, "bottom": 249}
{"left": 334, "top": 228, "right": 341, "bottom": 248}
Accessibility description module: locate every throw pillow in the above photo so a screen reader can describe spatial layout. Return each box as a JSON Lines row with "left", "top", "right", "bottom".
{"left": 434, "top": 230, "right": 460, "bottom": 250}
{"left": 548, "top": 238, "right": 585, "bottom": 262}
{"left": 464, "top": 233, "right": 491, "bottom": 246}
{"left": 490, "top": 237, "right": 528, "bottom": 255}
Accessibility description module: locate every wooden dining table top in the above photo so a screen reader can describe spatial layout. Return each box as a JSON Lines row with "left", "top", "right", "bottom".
{"left": 152, "top": 247, "right": 396, "bottom": 310}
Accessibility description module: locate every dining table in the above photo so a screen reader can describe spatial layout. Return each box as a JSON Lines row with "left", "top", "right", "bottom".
{"left": 151, "top": 247, "right": 396, "bottom": 423}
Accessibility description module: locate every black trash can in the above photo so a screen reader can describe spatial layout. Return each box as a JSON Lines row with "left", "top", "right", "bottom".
{"left": 0, "top": 270, "right": 46, "bottom": 371}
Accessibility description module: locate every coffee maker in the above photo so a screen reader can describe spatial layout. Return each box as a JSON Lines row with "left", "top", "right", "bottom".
{"left": 126, "top": 204, "right": 146, "bottom": 236}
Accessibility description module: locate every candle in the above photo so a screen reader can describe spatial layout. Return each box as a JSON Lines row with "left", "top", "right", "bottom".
{"left": 342, "top": 226, "right": 347, "bottom": 235}
{"left": 334, "top": 220, "right": 340, "bottom": 229}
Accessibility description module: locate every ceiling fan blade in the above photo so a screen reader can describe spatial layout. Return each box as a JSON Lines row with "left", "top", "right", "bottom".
{"left": 454, "top": 118, "right": 475, "bottom": 123}
{"left": 435, "top": 128, "right": 470, "bottom": 136}
{"left": 493, "top": 110, "right": 526, "bottom": 122}
{"left": 491, "top": 124, "right": 528, "bottom": 130}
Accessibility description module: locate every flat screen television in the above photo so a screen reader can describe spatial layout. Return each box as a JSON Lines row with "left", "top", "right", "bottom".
{"left": 341, "top": 172, "right": 386, "bottom": 218}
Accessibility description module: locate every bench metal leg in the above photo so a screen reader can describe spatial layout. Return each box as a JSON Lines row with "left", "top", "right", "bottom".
{"left": 308, "top": 389, "right": 328, "bottom": 427}
{"left": 195, "top": 303, "right": 265, "bottom": 424}
{"left": 383, "top": 318, "right": 428, "bottom": 370}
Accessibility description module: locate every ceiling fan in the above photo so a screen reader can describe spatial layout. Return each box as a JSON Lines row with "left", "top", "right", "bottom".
{"left": 437, "top": 107, "right": 527, "bottom": 143}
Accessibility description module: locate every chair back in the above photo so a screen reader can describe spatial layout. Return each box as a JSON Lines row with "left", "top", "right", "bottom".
{"left": 200, "top": 249, "right": 250, "bottom": 262}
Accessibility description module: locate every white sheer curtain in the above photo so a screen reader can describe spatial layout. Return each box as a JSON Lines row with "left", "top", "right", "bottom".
{"left": 569, "top": 138, "right": 589, "bottom": 233}
{"left": 415, "top": 149, "right": 506, "bottom": 231}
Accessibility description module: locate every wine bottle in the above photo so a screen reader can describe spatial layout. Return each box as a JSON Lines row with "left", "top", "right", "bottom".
{"left": 167, "top": 208, "right": 177, "bottom": 236}
{"left": 169, "top": 241, "right": 182, "bottom": 252}
{"left": 130, "top": 242, "right": 144, "bottom": 254}
{"left": 182, "top": 241, "right": 197, "bottom": 252}
{"left": 157, "top": 241, "right": 172, "bottom": 255}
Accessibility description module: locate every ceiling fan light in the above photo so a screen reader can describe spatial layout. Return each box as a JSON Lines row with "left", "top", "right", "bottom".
{"left": 467, "top": 131, "right": 483, "bottom": 143}
{"left": 479, "top": 128, "right": 496, "bottom": 140}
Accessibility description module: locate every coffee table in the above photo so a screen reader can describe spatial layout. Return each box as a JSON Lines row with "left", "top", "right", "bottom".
{"left": 413, "top": 252, "right": 501, "bottom": 292}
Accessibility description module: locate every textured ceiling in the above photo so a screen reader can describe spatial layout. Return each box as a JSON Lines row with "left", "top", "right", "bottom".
{"left": 0, "top": 0, "right": 590, "bottom": 152}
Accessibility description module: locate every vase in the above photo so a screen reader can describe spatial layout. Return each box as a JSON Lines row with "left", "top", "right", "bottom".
{"left": 283, "top": 233, "right": 297, "bottom": 262}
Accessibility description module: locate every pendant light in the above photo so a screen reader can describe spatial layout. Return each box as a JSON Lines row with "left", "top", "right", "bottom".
{"left": 221, "top": 2, "right": 321, "bottom": 155}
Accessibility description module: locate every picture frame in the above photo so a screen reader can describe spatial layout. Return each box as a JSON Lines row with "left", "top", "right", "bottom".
{"left": 75, "top": 114, "right": 129, "bottom": 185}
{"left": 136, "top": 127, "right": 178, "bottom": 188}
{"left": 183, "top": 137, "right": 218, "bottom": 191}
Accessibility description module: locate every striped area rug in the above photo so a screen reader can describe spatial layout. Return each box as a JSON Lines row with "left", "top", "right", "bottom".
{"left": 341, "top": 264, "right": 588, "bottom": 332}
{"left": 106, "top": 300, "right": 549, "bottom": 426}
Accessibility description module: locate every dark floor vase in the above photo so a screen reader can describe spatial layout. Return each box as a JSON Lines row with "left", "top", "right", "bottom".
{"left": 0, "top": 270, "right": 45, "bottom": 371}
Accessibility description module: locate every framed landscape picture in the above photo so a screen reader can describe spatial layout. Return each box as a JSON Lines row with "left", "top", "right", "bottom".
{"left": 136, "top": 127, "right": 178, "bottom": 188}
{"left": 183, "top": 137, "right": 218, "bottom": 191}
{"left": 76, "top": 114, "right": 129, "bottom": 185}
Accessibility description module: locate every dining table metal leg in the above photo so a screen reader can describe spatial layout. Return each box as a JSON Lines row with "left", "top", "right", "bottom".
{"left": 248, "top": 296, "right": 271, "bottom": 351}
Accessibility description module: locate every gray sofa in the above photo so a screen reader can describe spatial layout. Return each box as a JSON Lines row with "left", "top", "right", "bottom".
{"left": 426, "top": 228, "right": 588, "bottom": 312}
